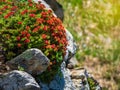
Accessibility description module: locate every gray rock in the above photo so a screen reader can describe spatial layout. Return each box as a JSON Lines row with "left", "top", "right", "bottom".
{"left": 44, "top": 0, "right": 64, "bottom": 21}
{"left": 7, "top": 48, "right": 50, "bottom": 75}
{"left": 67, "top": 56, "right": 79, "bottom": 69}
{"left": 0, "top": 70, "right": 40, "bottom": 90}
{"left": 61, "top": 62, "right": 75, "bottom": 90}
{"left": 83, "top": 70, "right": 102, "bottom": 90}
{"left": 71, "top": 68, "right": 102, "bottom": 90}
{"left": 66, "top": 30, "right": 77, "bottom": 59}
{"left": 38, "top": 62, "right": 75, "bottom": 90}
{"left": 64, "top": 30, "right": 77, "bottom": 67}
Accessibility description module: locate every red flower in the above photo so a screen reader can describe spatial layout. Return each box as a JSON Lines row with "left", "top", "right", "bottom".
{"left": 26, "top": 33, "right": 31, "bottom": 38}
{"left": 21, "top": 31, "right": 28, "bottom": 35}
{"left": 24, "top": 39, "right": 30, "bottom": 43}
{"left": 28, "top": 0, "right": 32, "bottom": 3}
{"left": 43, "top": 26, "right": 48, "bottom": 31}
{"left": 17, "top": 43, "right": 22, "bottom": 47}
{"left": 57, "top": 38, "right": 61, "bottom": 42}
{"left": 29, "top": 14, "right": 36, "bottom": 18}
{"left": 46, "top": 45, "right": 51, "bottom": 49}
{"left": 17, "top": 22, "right": 22, "bottom": 24}
{"left": 21, "top": 10, "right": 28, "bottom": 15}
{"left": 48, "top": 10, "right": 52, "bottom": 14}
{"left": 51, "top": 44, "right": 55, "bottom": 49}
{"left": 16, "top": 36, "right": 21, "bottom": 41}
{"left": 47, "top": 19, "right": 54, "bottom": 25}
{"left": 4, "top": 15, "right": 9, "bottom": 19}
{"left": 42, "top": 34, "right": 47, "bottom": 39}
{"left": 51, "top": 26, "right": 56, "bottom": 31}
{"left": 32, "top": 27, "right": 39, "bottom": 32}
{"left": 40, "top": 4, "right": 45, "bottom": 9}
{"left": 52, "top": 33, "right": 55, "bottom": 36}
{"left": 7, "top": 12, "right": 14, "bottom": 16}
{"left": 59, "top": 31, "right": 63, "bottom": 35}
{"left": 11, "top": 6, "right": 18, "bottom": 11}
{"left": 41, "top": 11, "right": 47, "bottom": 18}
{"left": 36, "top": 18, "right": 43, "bottom": 24}
{"left": 36, "top": 4, "right": 45, "bottom": 10}
{"left": 26, "top": 26, "right": 30, "bottom": 30}
{"left": 37, "top": 26, "right": 40, "bottom": 29}
{"left": 45, "top": 40, "right": 49, "bottom": 44}
{"left": 0, "top": 12, "right": 2, "bottom": 15}
{"left": 29, "top": 3, "right": 33, "bottom": 7}
{"left": 4, "top": 5, "right": 8, "bottom": 9}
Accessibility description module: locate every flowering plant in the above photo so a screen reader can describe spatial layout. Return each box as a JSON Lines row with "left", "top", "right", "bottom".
{"left": 0, "top": 0, "right": 68, "bottom": 82}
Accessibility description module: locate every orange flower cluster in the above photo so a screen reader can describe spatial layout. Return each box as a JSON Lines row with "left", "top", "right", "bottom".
{"left": 0, "top": 0, "right": 68, "bottom": 82}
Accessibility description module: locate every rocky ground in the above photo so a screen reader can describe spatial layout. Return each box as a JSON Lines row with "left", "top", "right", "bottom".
{"left": 1, "top": 51, "right": 117, "bottom": 90}
{"left": 79, "top": 57, "right": 119, "bottom": 90}
{"left": 0, "top": 52, "right": 101, "bottom": 90}
{"left": 65, "top": 56, "right": 120, "bottom": 90}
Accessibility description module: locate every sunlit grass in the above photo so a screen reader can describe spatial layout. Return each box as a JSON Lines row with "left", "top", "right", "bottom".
{"left": 58, "top": 0, "right": 120, "bottom": 89}
{"left": 58, "top": 0, "right": 120, "bottom": 61}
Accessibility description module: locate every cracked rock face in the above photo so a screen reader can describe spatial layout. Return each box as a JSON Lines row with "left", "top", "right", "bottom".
{"left": 0, "top": 70, "right": 40, "bottom": 90}
{"left": 7, "top": 48, "right": 50, "bottom": 75}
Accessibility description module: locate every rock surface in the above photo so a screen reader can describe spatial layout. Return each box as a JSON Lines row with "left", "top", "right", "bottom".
{"left": 44, "top": 0, "right": 64, "bottom": 21}
{"left": 64, "top": 30, "right": 77, "bottom": 68}
{"left": 38, "top": 62, "right": 75, "bottom": 90}
{"left": 70, "top": 68, "right": 102, "bottom": 90}
{"left": 67, "top": 56, "right": 79, "bottom": 69}
{"left": 0, "top": 70, "right": 40, "bottom": 90}
{"left": 7, "top": 48, "right": 50, "bottom": 75}
{"left": 61, "top": 62, "right": 75, "bottom": 90}
{"left": 65, "top": 30, "right": 77, "bottom": 59}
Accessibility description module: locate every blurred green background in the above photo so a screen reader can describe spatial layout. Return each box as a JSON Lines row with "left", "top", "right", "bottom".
{"left": 58, "top": 0, "right": 120, "bottom": 89}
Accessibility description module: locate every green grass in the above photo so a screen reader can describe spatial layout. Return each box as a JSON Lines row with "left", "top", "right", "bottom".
{"left": 58, "top": 0, "right": 120, "bottom": 89}
{"left": 58, "top": 0, "right": 120, "bottom": 62}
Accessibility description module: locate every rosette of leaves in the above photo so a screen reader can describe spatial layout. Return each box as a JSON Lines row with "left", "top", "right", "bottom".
{"left": 0, "top": 0, "right": 68, "bottom": 83}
